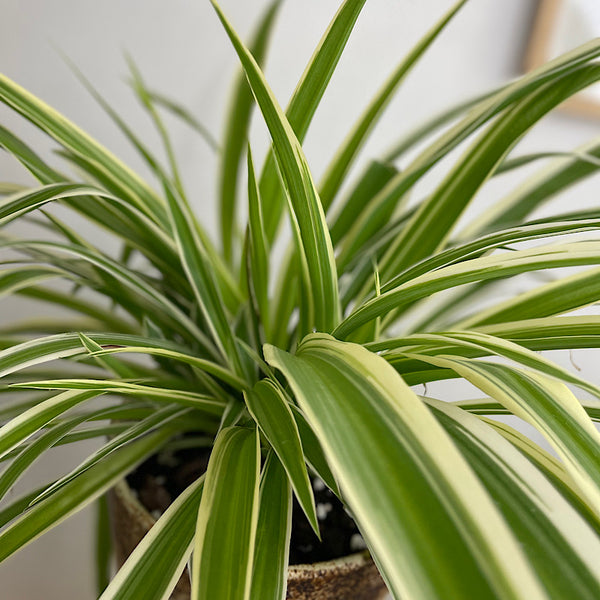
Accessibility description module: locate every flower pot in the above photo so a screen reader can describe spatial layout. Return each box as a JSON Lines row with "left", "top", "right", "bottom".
{"left": 108, "top": 480, "right": 388, "bottom": 599}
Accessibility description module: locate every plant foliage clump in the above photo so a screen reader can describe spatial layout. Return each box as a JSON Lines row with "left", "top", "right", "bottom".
{"left": 1, "top": 1, "right": 600, "bottom": 599}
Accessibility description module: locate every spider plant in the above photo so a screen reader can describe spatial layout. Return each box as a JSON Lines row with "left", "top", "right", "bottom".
{"left": 1, "top": 0, "right": 600, "bottom": 598}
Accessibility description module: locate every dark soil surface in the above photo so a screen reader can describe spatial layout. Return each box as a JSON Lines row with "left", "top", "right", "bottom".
{"left": 127, "top": 446, "right": 365, "bottom": 565}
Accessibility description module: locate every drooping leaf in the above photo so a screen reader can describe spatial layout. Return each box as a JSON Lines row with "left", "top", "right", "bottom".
{"left": 245, "top": 379, "right": 318, "bottom": 534}
{"left": 428, "top": 399, "right": 600, "bottom": 599}
{"left": 265, "top": 334, "right": 546, "bottom": 600}
{"left": 0, "top": 73, "right": 166, "bottom": 222}
{"left": 0, "top": 429, "right": 172, "bottom": 562}
{"left": 99, "top": 476, "right": 205, "bottom": 600}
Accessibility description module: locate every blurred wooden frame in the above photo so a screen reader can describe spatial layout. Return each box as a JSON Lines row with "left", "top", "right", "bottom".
{"left": 526, "top": 0, "right": 600, "bottom": 118}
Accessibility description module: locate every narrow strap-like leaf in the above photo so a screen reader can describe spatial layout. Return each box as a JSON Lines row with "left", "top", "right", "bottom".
{"left": 219, "top": 0, "right": 281, "bottom": 263}
{"left": 335, "top": 241, "right": 600, "bottom": 338}
{"left": 0, "top": 73, "right": 166, "bottom": 223}
{"left": 0, "top": 412, "right": 91, "bottom": 502}
{"left": 260, "top": 0, "right": 368, "bottom": 241}
{"left": 457, "top": 267, "right": 600, "bottom": 328}
{"left": 0, "top": 266, "right": 61, "bottom": 298}
{"left": 95, "top": 495, "right": 112, "bottom": 596}
{"left": 459, "top": 136, "right": 600, "bottom": 239}
{"left": 265, "top": 334, "right": 547, "bottom": 600}
{"left": 191, "top": 426, "right": 261, "bottom": 600}
{"left": 0, "top": 428, "right": 171, "bottom": 562}
{"left": 411, "top": 354, "right": 600, "bottom": 518}
{"left": 318, "top": 0, "right": 469, "bottom": 209}
{"left": 245, "top": 379, "right": 318, "bottom": 534}
{"left": 31, "top": 405, "right": 191, "bottom": 505}
{"left": 145, "top": 88, "right": 219, "bottom": 151}
{"left": 378, "top": 63, "right": 600, "bottom": 282}
{"left": 11, "top": 379, "right": 224, "bottom": 414}
{"left": 163, "top": 181, "right": 247, "bottom": 379}
{"left": 0, "top": 389, "right": 100, "bottom": 460}
{"left": 212, "top": 0, "right": 340, "bottom": 334}
{"left": 429, "top": 399, "right": 600, "bottom": 599}
{"left": 2, "top": 238, "right": 219, "bottom": 356}
{"left": 100, "top": 476, "right": 205, "bottom": 600}
{"left": 250, "top": 452, "right": 292, "bottom": 600}
{"left": 246, "top": 147, "right": 270, "bottom": 340}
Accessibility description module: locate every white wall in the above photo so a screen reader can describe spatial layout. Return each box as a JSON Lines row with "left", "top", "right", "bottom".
{"left": 1, "top": 1, "right": 599, "bottom": 597}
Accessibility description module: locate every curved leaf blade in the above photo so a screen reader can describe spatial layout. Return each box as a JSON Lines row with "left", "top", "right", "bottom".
{"left": 265, "top": 334, "right": 546, "bottom": 600}
{"left": 191, "top": 426, "right": 261, "bottom": 600}
{"left": 245, "top": 379, "right": 318, "bottom": 535}
{"left": 212, "top": 0, "right": 340, "bottom": 334}
{"left": 100, "top": 476, "right": 205, "bottom": 600}
{"left": 0, "top": 429, "right": 171, "bottom": 563}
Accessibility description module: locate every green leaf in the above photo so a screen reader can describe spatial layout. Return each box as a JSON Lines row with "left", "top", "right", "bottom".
{"left": 0, "top": 73, "right": 166, "bottom": 223}
{"left": 212, "top": 0, "right": 340, "bottom": 334}
{"left": 78, "top": 332, "right": 137, "bottom": 379}
{"left": 0, "top": 389, "right": 100, "bottom": 461}
{"left": 378, "top": 63, "right": 600, "bottom": 281}
{"left": 144, "top": 89, "right": 219, "bottom": 151}
{"left": 480, "top": 417, "right": 600, "bottom": 530}
{"left": 492, "top": 149, "right": 600, "bottom": 175}
{"left": 265, "top": 334, "right": 546, "bottom": 600}
{"left": 260, "top": 0, "right": 368, "bottom": 241}
{"left": 163, "top": 180, "right": 246, "bottom": 378}
{"left": 2, "top": 239, "right": 218, "bottom": 355}
{"left": 0, "top": 124, "right": 64, "bottom": 183}
{"left": 457, "top": 267, "right": 600, "bottom": 328}
{"left": 250, "top": 452, "right": 292, "bottom": 600}
{"left": 191, "top": 426, "right": 261, "bottom": 600}
{"left": 246, "top": 147, "right": 270, "bottom": 340}
{"left": 219, "top": 0, "right": 281, "bottom": 263}
{"left": 0, "top": 428, "right": 171, "bottom": 562}
{"left": 0, "top": 332, "right": 236, "bottom": 390}
{"left": 330, "top": 159, "right": 398, "bottom": 259}
{"left": 459, "top": 136, "right": 600, "bottom": 239}
{"left": 378, "top": 330, "right": 600, "bottom": 402}
{"left": 385, "top": 218, "right": 600, "bottom": 290}
{"left": 31, "top": 405, "right": 191, "bottom": 504}
{"left": 0, "top": 486, "right": 50, "bottom": 530}
{"left": 347, "top": 40, "right": 600, "bottom": 296}
{"left": 0, "top": 182, "right": 27, "bottom": 194}
{"left": 245, "top": 379, "right": 318, "bottom": 535}
{"left": 0, "top": 182, "right": 131, "bottom": 225}
{"left": 335, "top": 241, "right": 600, "bottom": 338}
{"left": 126, "top": 55, "right": 185, "bottom": 196}
{"left": 95, "top": 495, "right": 112, "bottom": 596}
{"left": 289, "top": 405, "right": 340, "bottom": 497}
{"left": 0, "top": 413, "right": 90, "bottom": 502}
{"left": 428, "top": 399, "right": 600, "bottom": 599}
{"left": 99, "top": 476, "right": 205, "bottom": 600}
{"left": 381, "top": 86, "right": 500, "bottom": 162}
{"left": 0, "top": 266, "right": 61, "bottom": 298}
{"left": 477, "top": 316, "right": 600, "bottom": 352}
{"left": 318, "top": 0, "right": 469, "bottom": 209}
{"left": 89, "top": 345, "right": 246, "bottom": 391}
{"left": 61, "top": 52, "right": 172, "bottom": 190}
{"left": 11, "top": 380, "right": 224, "bottom": 414}
{"left": 410, "top": 354, "right": 600, "bottom": 518}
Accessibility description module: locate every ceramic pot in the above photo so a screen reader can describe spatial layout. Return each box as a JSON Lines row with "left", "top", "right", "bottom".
{"left": 108, "top": 480, "right": 388, "bottom": 599}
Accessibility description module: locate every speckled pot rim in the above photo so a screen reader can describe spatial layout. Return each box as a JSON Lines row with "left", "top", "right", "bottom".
{"left": 287, "top": 551, "right": 373, "bottom": 578}
{"left": 112, "top": 479, "right": 373, "bottom": 575}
